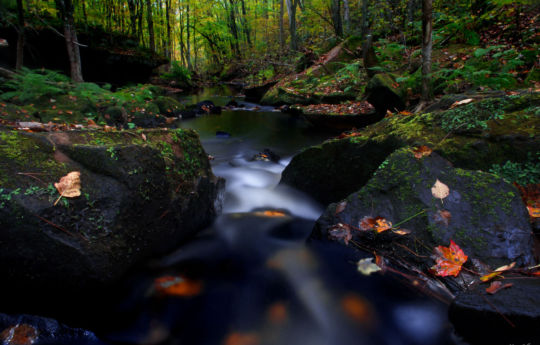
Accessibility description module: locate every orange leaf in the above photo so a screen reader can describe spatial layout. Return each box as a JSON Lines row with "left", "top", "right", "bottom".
{"left": 374, "top": 218, "right": 392, "bottom": 233}
{"left": 430, "top": 240, "right": 468, "bottom": 277}
{"left": 224, "top": 332, "right": 260, "bottom": 345}
{"left": 359, "top": 216, "right": 376, "bottom": 230}
{"left": 486, "top": 281, "right": 513, "bottom": 295}
{"left": 154, "top": 275, "right": 202, "bottom": 297}
{"left": 480, "top": 271, "right": 502, "bottom": 282}
{"left": 527, "top": 206, "right": 540, "bottom": 218}
{"left": 392, "top": 228, "right": 411, "bottom": 235}
{"left": 413, "top": 145, "right": 433, "bottom": 159}
{"left": 255, "top": 210, "right": 288, "bottom": 217}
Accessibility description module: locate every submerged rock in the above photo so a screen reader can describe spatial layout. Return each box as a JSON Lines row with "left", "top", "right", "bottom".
{"left": 0, "top": 128, "right": 224, "bottom": 297}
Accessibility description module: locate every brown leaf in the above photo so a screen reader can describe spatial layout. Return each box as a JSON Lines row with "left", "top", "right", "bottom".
{"left": 0, "top": 324, "right": 39, "bottom": 345}
{"left": 431, "top": 179, "right": 449, "bottom": 201}
{"left": 359, "top": 216, "right": 376, "bottom": 231}
{"left": 54, "top": 171, "right": 81, "bottom": 205}
{"left": 433, "top": 210, "right": 452, "bottom": 227}
{"left": 413, "top": 145, "right": 433, "bottom": 159}
{"left": 329, "top": 223, "right": 352, "bottom": 245}
{"left": 486, "top": 281, "right": 513, "bottom": 294}
{"left": 450, "top": 98, "right": 473, "bottom": 109}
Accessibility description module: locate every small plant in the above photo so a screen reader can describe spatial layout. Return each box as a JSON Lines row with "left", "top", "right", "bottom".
{"left": 1, "top": 68, "right": 70, "bottom": 103}
{"left": 489, "top": 153, "right": 540, "bottom": 186}
{"left": 440, "top": 98, "right": 507, "bottom": 132}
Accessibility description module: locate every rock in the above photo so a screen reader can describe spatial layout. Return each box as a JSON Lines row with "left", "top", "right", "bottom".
{"left": 280, "top": 92, "right": 540, "bottom": 204}
{"left": 449, "top": 278, "right": 540, "bottom": 344}
{"left": 251, "top": 149, "right": 281, "bottom": 163}
{"left": 216, "top": 130, "right": 231, "bottom": 138}
{"left": 225, "top": 99, "right": 239, "bottom": 108}
{"left": 195, "top": 100, "right": 221, "bottom": 114}
{"left": 153, "top": 95, "right": 184, "bottom": 117}
{"left": 244, "top": 80, "right": 278, "bottom": 103}
{"left": 364, "top": 73, "right": 407, "bottom": 113}
{"left": 281, "top": 136, "right": 403, "bottom": 205}
{"left": 0, "top": 128, "right": 224, "bottom": 298}
{"left": 313, "top": 148, "right": 535, "bottom": 269}
{"left": 0, "top": 313, "right": 103, "bottom": 345}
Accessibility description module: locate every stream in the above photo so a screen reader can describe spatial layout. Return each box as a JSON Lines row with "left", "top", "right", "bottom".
{"left": 92, "top": 87, "right": 455, "bottom": 345}
{"left": 2, "top": 87, "right": 456, "bottom": 345}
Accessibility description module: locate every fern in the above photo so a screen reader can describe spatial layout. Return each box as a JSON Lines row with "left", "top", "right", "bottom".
{"left": 1, "top": 68, "right": 70, "bottom": 103}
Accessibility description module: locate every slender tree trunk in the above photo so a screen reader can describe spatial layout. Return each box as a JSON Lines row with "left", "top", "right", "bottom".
{"left": 146, "top": 0, "right": 155, "bottom": 52}
{"left": 330, "top": 0, "right": 343, "bottom": 37}
{"left": 81, "top": 0, "right": 87, "bottom": 24}
{"left": 279, "top": 0, "right": 285, "bottom": 51}
{"left": 55, "top": 0, "right": 83, "bottom": 82}
{"left": 285, "top": 0, "right": 298, "bottom": 51}
{"left": 187, "top": 2, "right": 192, "bottom": 70}
{"left": 240, "top": 0, "right": 251, "bottom": 47}
{"left": 361, "top": 0, "right": 369, "bottom": 38}
{"left": 421, "top": 0, "right": 432, "bottom": 102}
{"left": 343, "top": 0, "right": 350, "bottom": 34}
{"left": 137, "top": 0, "right": 144, "bottom": 44}
{"left": 127, "top": 0, "right": 138, "bottom": 36}
{"left": 227, "top": 0, "right": 240, "bottom": 56}
{"left": 166, "top": 0, "right": 172, "bottom": 60}
{"left": 15, "top": 0, "right": 24, "bottom": 70}
{"left": 179, "top": 9, "right": 185, "bottom": 66}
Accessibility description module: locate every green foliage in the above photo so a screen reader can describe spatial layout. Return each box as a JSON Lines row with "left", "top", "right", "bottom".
{"left": 162, "top": 61, "right": 192, "bottom": 87}
{"left": 1, "top": 68, "right": 70, "bottom": 103}
{"left": 440, "top": 98, "right": 507, "bottom": 132}
{"left": 489, "top": 153, "right": 540, "bottom": 185}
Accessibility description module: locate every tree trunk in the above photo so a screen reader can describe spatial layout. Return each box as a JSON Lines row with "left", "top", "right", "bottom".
{"left": 187, "top": 2, "right": 192, "bottom": 70}
{"left": 15, "top": 0, "right": 24, "bottom": 70}
{"left": 146, "top": 0, "right": 155, "bottom": 52}
{"left": 166, "top": 0, "right": 172, "bottom": 60}
{"left": 279, "top": 0, "right": 285, "bottom": 50}
{"left": 343, "top": 0, "right": 350, "bottom": 34}
{"left": 285, "top": 0, "right": 298, "bottom": 51}
{"left": 421, "top": 0, "right": 432, "bottom": 102}
{"left": 81, "top": 0, "right": 87, "bottom": 24}
{"left": 227, "top": 0, "right": 240, "bottom": 56}
{"left": 55, "top": 0, "right": 83, "bottom": 82}
{"left": 330, "top": 0, "right": 343, "bottom": 37}
{"left": 240, "top": 0, "right": 252, "bottom": 47}
{"left": 361, "top": 0, "right": 369, "bottom": 38}
{"left": 127, "top": 0, "right": 138, "bottom": 36}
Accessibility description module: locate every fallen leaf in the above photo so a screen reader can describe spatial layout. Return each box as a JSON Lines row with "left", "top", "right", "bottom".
{"left": 431, "top": 179, "right": 450, "bottom": 202}
{"left": 267, "top": 302, "right": 288, "bottom": 324}
{"left": 495, "top": 262, "right": 516, "bottom": 272}
{"left": 480, "top": 271, "right": 502, "bottom": 282}
{"left": 154, "top": 275, "right": 202, "bottom": 297}
{"left": 328, "top": 223, "right": 352, "bottom": 245}
{"left": 413, "top": 145, "right": 433, "bottom": 159}
{"left": 392, "top": 228, "right": 411, "bottom": 235}
{"left": 341, "top": 294, "right": 375, "bottom": 327}
{"left": 141, "top": 133, "right": 147, "bottom": 141}
{"left": 486, "top": 281, "right": 513, "bottom": 294}
{"left": 357, "top": 257, "right": 382, "bottom": 275}
{"left": 335, "top": 201, "right": 347, "bottom": 215}
{"left": 527, "top": 206, "right": 540, "bottom": 218}
{"left": 433, "top": 210, "right": 452, "bottom": 227}
{"left": 430, "top": 240, "right": 468, "bottom": 277}
{"left": 0, "top": 324, "right": 39, "bottom": 345}
{"left": 255, "top": 210, "right": 288, "bottom": 217}
{"left": 224, "top": 332, "right": 260, "bottom": 345}
{"left": 53, "top": 171, "right": 81, "bottom": 205}
{"left": 450, "top": 98, "right": 474, "bottom": 109}
{"left": 359, "top": 216, "right": 376, "bottom": 230}
{"left": 374, "top": 218, "right": 392, "bottom": 233}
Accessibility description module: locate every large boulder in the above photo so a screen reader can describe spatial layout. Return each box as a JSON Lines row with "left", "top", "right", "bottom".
{"left": 0, "top": 128, "right": 223, "bottom": 296}
{"left": 363, "top": 73, "right": 407, "bottom": 113}
{"left": 281, "top": 92, "right": 540, "bottom": 204}
{"left": 313, "top": 147, "right": 535, "bottom": 269}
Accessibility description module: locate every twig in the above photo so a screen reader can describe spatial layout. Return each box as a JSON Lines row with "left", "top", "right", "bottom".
{"left": 17, "top": 172, "right": 48, "bottom": 186}
{"left": 395, "top": 242, "right": 429, "bottom": 258}
{"left": 34, "top": 214, "right": 74, "bottom": 237}
{"left": 481, "top": 294, "right": 516, "bottom": 328}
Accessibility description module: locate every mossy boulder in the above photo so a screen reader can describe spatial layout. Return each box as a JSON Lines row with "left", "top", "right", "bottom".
{"left": 153, "top": 95, "right": 184, "bottom": 117}
{"left": 0, "top": 128, "right": 224, "bottom": 298}
{"left": 313, "top": 147, "right": 535, "bottom": 268}
{"left": 280, "top": 92, "right": 540, "bottom": 204}
{"left": 363, "top": 73, "right": 407, "bottom": 113}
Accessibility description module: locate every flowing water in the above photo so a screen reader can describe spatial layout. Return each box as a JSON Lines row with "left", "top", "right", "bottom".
{"left": 92, "top": 87, "right": 455, "bottom": 345}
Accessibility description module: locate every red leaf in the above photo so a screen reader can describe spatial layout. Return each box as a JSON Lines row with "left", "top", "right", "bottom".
{"left": 154, "top": 275, "right": 202, "bottom": 297}
{"left": 430, "top": 240, "right": 468, "bottom": 277}
{"left": 486, "top": 281, "right": 513, "bottom": 294}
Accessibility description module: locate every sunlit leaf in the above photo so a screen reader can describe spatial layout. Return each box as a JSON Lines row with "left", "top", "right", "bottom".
{"left": 486, "top": 281, "right": 513, "bottom": 295}
{"left": 450, "top": 98, "right": 473, "bottom": 109}
{"left": 431, "top": 179, "right": 449, "bottom": 201}
{"left": 480, "top": 271, "right": 502, "bottom": 282}
{"left": 154, "top": 275, "right": 202, "bottom": 297}
{"left": 392, "top": 228, "right": 411, "bottom": 235}
{"left": 413, "top": 145, "right": 432, "bottom": 159}
{"left": 495, "top": 262, "right": 516, "bottom": 272}
{"left": 53, "top": 171, "right": 81, "bottom": 206}
{"left": 254, "top": 210, "right": 288, "bottom": 217}
{"left": 430, "top": 240, "right": 468, "bottom": 277}
{"left": 374, "top": 218, "right": 392, "bottom": 233}
{"left": 527, "top": 206, "right": 540, "bottom": 218}
{"left": 357, "top": 257, "right": 382, "bottom": 276}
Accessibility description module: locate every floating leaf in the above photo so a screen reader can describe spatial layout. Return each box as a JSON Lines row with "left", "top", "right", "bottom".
{"left": 486, "top": 281, "right": 513, "bottom": 295}
{"left": 335, "top": 201, "right": 347, "bottom": 215}
{"left": 357, "top": 257, "right": 382, "bottom": 276}
{"left": 267, "top": 302, "right": 288, "bottom": 324}
{"left": 433, "top": 210, "right": 452, "bottom": 227}
{"left": 431, "top": 179, "right": 449, "bottom": 201}
{"left": 53, "top": 171, "right": 81, "bottom": 206}
{"left": 430, "top": 240, "right": 468, "bottom": 277}
{"left": 154, "top": 275, "right": 202, "bottom": 297}
{"left": 413, "top": 145, "right": 433, "bottom": 159}
{"left": 254, "top": 210, "right": 288, "bottom": 217}
{"left": 224, "top": 332, "right": 260, "bottom": 345}
{"left": 341, "top": 294, "right": 375, "bottom": 326}
{"left": 374, "top": 218, "right": 392, "bottom": 233}
{"left": 328, "top": 223, "right": 352, "bottom": 245}
{"left": 0, "top": 324, "right": 39, "bottom": 345}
